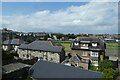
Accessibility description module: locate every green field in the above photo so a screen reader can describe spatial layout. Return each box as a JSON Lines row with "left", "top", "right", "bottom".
{"left": 106, "top": 43, "right": 119, "bottom": 50}
{"left": 54, "top": 41, "right": 71, "bottom": 51}
{"left": 60, "top": 43, "right": 71, "bottom": 51}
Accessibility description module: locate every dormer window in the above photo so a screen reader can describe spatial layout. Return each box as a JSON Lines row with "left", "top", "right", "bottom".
{"left": 92, "top": 43, "right": 97, "bottom": 47}
{"left": 74, "top": 42, "right": 79, "bottom": 46}
{"left": 81, "top": 44, "right": 88, "bottom": 47}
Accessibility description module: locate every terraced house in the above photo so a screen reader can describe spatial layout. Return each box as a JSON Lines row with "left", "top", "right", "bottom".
{"left": 17, "top": 40, "right": 65, "bottom": 63}
{"left": 70, "top": 37, "right": 106, "bottom": 67}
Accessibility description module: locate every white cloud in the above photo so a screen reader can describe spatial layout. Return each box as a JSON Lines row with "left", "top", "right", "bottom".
{"left": 1, "top": 2, "right": 118, "bottom": 34}
{"left": 1, "top": 0, "right": 92, "bottom": 2}
{"left": 2, "top": 0, "right": 119, "bottom": 2}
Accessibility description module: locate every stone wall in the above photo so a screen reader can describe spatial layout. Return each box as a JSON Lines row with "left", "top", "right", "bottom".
{"left": 17, "top": 49, "right": 60, "bottom": 63}
{"left": 47, "top": 52, "right": 60, "bottom": 63}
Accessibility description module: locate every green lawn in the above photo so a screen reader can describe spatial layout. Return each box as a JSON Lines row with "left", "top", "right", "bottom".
{"left": 106, "top": 43, "right": 119, "bottom": 50}
{"left": 54, "top": 41, "right": 71, "bottom": 51}
{"left": 61, "top": 43, "right": 71, "bottom": 51}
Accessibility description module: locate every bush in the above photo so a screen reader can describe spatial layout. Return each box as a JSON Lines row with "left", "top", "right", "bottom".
{"left": 103, "top": 68, "right": 118, "bottom": 80}
{"left": 98, "top": 59, "right": 113, "bottom": 72}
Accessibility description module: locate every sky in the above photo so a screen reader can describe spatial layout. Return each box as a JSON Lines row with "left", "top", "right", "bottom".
{"left": 1, "top": 1, "right": 118, "bottom": 34}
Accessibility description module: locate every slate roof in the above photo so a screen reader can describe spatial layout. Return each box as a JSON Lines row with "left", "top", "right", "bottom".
{"left": 29, "top": 60, "right": 103, "bottom": 78}
{"left": 61, "top": 54, "right": 81, "bottom": 66}
{"left": 105, "top": 49, "right": 119, "bottom": 56}
{"left": 76, "top": 37, "right": 101, "bottom": 41}
{"left": 19, "top": 40, "right": 63, "bottom": 53}
{"left": 71, "top": 37, "right": 106, "bottom": 51}
{"left": 3, "top": 39, "right": 26, "bottom": 45}
{"left": 2, "top": 63, "right": 31, "bottom": 74}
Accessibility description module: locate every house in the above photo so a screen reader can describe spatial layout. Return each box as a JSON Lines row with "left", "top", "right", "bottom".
{"left": 105, "top": 50, "right": 119, "bottom": 69}
{"left": 32, "top": 32, "right": 48, "bottom": 40}
{"left": 61, "top": 53, "right": 81, "bottom": 67}
{"left": 70, "top": 37, "right": 106, "bottom": 67}
{"left": 61, "top": 53, "right": 89, "bottom": 69}
{"left": 18, "top": 40, "right": 65, "bottom": 63}
{"left": 2, "top": 39, "right": 26, "bottom": 51}
{"left": 2, "top": 62, "right": 31, "bottom": 80}
{"left": 29, "top": 60, "right": 103, "bottom": 79}
{"left": 2, "top": 28, "right": 14, "bottom": 41}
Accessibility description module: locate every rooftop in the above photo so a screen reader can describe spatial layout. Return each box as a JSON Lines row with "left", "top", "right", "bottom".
{"left": 2, "top": 62, "right": 31, "bottom": 74}
{"left": 30, "top": 60, "right": 103, "bottom": 78}
{"left": 19, "top": 40, "right": 64, "bottom": 53}
{"left": 3, "top": 39, "right": 26, "bottom": 45}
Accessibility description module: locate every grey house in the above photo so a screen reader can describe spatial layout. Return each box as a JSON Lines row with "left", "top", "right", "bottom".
{"left": 18, "top": 40, "right": 65, "bottom": 63}
{"left": 2, "top": 39, "right": 26, "bottom": 51}
{"left": 70, "top": 37, "right": 106, "bottom": 67}
{"left": 29, "top": 60, "right": 103, "bottom": 79}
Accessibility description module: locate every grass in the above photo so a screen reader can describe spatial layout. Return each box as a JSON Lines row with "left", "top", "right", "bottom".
{"left": 106, "top": 43, "right": 119, "bottom": 50}
{"left": 54, "top": 40, "right": 71, "bottom": 51}
{"left": 60, "top": 43, "right": 71, "bottom": 51}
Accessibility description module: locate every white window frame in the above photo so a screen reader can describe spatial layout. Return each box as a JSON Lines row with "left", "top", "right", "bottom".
{"left": 92, "top": 43, "right": 97, "bottom": 47}
{"left": 74, "top": 42, "right": 79, "bottom": 46}
{"left": 91, "top": 52, "right": 98, "bottom": 57}
{"left": 82, "top": 51, "right": 88, "bottom": 56}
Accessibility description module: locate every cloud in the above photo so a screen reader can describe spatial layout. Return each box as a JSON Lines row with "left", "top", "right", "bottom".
{"left": 1, "top": 2, "right": 118, "bottom": 34}
{"left": 2, "top": 0, "right": 119, "bottom": 2}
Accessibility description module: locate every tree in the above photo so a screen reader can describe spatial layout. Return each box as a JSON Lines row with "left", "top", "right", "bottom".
{"left": 56, "top": 34, "right": 64, "bottom": 39}
{"left": 103, "top": 68, "right": 118, "bottom": 80}
{"left": 98, "top": 59, "right": 113, "bottom": 72}
{"left": 67, "top": 34, "right": 76, "bottom": 39}
{"left": 98, "top": 60, "right": 118, "bottom": 80}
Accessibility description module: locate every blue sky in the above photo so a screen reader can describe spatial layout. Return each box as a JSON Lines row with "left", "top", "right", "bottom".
{"left": 1, "top": 2, "right": 118, "bottom": 34}
{"left": 2, "top": 2, "right": 88, "bottom": 16}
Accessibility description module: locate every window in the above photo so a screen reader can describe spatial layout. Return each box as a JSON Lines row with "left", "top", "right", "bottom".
{"left": 92, "top": 53, "right": 95, "bottom": 56}
{"left": 82, "top": 52, "right": 88, "bottom": 56}
{"left": 92, "top": 43, "right": 97, "bottom": 47}
{"left": 74, "top": 42, "right": 79, "bottom": 46}
{"left": 81, "top": 44, "right": 88, "bottom": 47}
{"left": 91, "top": 52, "right": 98, "bottom": 57}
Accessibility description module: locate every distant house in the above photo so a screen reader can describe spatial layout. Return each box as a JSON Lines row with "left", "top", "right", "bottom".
{"left": 29, "top": 60, "right": 103, "bottom": 79}
{"left": 104, "top": 38, "right": 117, "bottom": 43}
{"left": 2, "top": 62, "right": 31, "bottom": 80}
{"left": 18, "top": 40, "right": 65, "bottom": 63}
{"left": 70, "top": 37, "right": 106, "bottom": 67}
{"left": 2, "top": 39, "right": 26, "bottom": 51}
{"left": 32, "top": 32, "right": 48, "bottom": 40}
